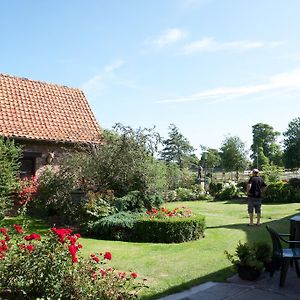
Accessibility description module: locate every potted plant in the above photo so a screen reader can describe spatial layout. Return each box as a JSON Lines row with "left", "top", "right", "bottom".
{"left": 225, "top": 241, "right": 264, "bottom": 281}
{"left": 253, "top": 241, "right": 272, "bottom": 272}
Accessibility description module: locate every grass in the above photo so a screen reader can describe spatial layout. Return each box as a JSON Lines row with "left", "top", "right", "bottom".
{"left": 1, "top": 200, "right": 299, "bottom": 299}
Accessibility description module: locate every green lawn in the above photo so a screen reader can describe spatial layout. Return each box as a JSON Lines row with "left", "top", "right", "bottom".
{"left": 1, "top": 200, "right": 299, "bottom": 299}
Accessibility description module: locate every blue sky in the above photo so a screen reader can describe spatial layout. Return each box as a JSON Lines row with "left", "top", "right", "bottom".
{"left": 1, "top": 0, "right": 300, "bottom": 154}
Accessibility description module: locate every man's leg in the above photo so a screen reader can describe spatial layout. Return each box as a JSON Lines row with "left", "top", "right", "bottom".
{"left": 248, "top": 198, "right": 254, "bottom": 225}
{"left": 256, "top": 213, "right": 261, "bottom": 225}
{"left": 249, "top": 213, "right": 254, "bottom": 225}
{"left": 255, "top": 199, "right": 262, "bottom": 225}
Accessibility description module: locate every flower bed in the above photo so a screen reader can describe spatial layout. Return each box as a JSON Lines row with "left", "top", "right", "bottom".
{"left": 0, "top": 224, "right": 146, "bottom": 299}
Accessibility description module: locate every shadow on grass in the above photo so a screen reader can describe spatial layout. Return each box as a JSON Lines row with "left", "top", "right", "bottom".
{"left": 141, "top": 266, "right": 233, "bottom": 300}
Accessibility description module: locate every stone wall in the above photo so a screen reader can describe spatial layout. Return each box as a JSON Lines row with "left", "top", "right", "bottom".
{"left": 19, "top": 140, "right": 76, "bottom": 177}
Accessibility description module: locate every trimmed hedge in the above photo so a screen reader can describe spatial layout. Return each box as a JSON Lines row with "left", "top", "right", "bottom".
{"left": 264, "top": 181, "right": 300, "bottom": 203}
{"left": 132, "top": 215, "right": 205, "bottom": 243}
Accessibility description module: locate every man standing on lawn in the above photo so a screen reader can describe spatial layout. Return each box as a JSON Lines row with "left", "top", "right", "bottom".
{"left": 246, "top": 169, "right": 267, "bottom": 226}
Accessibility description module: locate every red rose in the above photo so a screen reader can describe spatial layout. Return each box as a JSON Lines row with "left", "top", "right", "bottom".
{"left": 13, "top": 224, "right": 23, "bottom": 234}
{"left": 0, "top": 228, "right": 7, "bottom": 234}
{"left": 104, "top": 251, "right": 112, "bottom": 260}
{"left": 26, "top": 244, "right": 34, "bottom": 252}
{"left": 25, "top": 233, "right": 41, "bottom": 241}
{"left": 131, "top": 272, "right": 138, "bottom": 279}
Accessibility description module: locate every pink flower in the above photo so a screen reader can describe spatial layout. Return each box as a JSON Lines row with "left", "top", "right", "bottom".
{"left": 118, "top": 271, "right": 126, "bottom": 279}
{"left": 100, "top": 269, "right": 106, "bottom": 276}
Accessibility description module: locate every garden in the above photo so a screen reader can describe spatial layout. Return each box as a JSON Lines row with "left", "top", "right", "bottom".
{"left": 0, "top": 120, "right": 300, "bottom": 299}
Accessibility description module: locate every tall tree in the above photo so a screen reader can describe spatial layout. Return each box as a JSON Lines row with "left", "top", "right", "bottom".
{"left": 200, "top": 146, "right": 221, "bottom": 176}
{"left": 283, "top": 117, "right": 300, "bottom": 169}
{"left": 160, "top": 124, "right": 194, "bottom": 169}
{"left": 220, "top": 136, "right": 249, "bottom": 176}
{"left": 250, "top": 123, "right": 282, "bottom": 168}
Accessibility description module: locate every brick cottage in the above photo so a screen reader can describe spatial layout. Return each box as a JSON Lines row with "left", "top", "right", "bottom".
{"left": 0, "top": 73, "right": 102, "bottom": 178}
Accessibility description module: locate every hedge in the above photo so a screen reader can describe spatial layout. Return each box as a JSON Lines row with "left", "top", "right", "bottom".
{"left": 132, "top": 215, "right": 206, "bottom": 243}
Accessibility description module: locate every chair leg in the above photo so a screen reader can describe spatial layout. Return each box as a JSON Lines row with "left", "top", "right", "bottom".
{"left": 280, "top": 258, "right": 290, "bottom": 287}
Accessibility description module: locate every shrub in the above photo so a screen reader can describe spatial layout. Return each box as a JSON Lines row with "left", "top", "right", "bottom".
{"left": 0, "top": 138, "right": 22, "bottom": 219}
{"left": 133, "top": 214, "right": 205, "bottom": 243}
{"left": 209, "top": 182, "right": 223, "bottom": 196}
{"left": 175, "top": 187, "right": 196, "bottom": 201}
{"left": 113, "top": 191, "right": 164, "bottom": 212}
{"left": 0, "top": 224, "right": 146, "bottom": 299}
{"left": 82, "top": 212, "right": 141, "bottom": 241}
{"left": 215, "top": 181, "right": 239, "bottom": 200}
{"left": 289, "top": 177, "right": 300, "bottom": 188}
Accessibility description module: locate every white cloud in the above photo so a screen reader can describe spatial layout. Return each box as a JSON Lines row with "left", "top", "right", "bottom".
{"left": 183, "top": 37, "right": 285, "bottom": 54}
{"left": 158, "top": 68, "right": 300, "bottom": 103}
{"left": 81, "top": 59, "right": 125, "bottom": 96}
{"left": 104, "top": 59, "right": 125, "bottom": 73}
{"left": 146, "top": 28, "right": 187, "bottom": 48}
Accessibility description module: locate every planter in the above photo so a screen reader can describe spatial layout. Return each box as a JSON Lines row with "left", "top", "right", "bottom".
{"left": 237, "top": 265, "right": 261, "bottom": 281}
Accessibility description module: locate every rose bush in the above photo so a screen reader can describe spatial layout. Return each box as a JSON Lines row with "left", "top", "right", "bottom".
{"left": 0, "top": 224, "right": 147, "bottom": 299}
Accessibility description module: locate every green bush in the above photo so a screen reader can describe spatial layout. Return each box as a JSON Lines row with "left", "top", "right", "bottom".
{"left": 132, "top": 215, "right": 205, "bottom": 243}
{"left": 0, "top": 138, "right": 22, "bottom": 219}
{"left": 82, "top": 211, "right": 140, "bottom": 241}
{"left": 289, "top": 177, "right": 300, "bottom": 188}
{"left": 215, "top": 181, "right": 239, "bottom": 200}
{"left": 209, "top": 182, "right": 223, "bottom": 196}
{"left": 113, "top": 191, "right": 164, "bottom": 212}
{"left": 33, "top": 167, "right": 79, "bottom": 224}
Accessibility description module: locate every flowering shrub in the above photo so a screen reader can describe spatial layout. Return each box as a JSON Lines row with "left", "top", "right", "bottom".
{"left": 145, "top": 206, "right": 192, "bottom": 219}
{"left": 0, "top": 225, "right": 147, "bottom": 299}
{"left": 16, "top": 176, "right": 37, "bottom": 210}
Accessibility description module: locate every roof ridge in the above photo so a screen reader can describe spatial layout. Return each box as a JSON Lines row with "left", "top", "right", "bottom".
{"left": 0, "top": 73, "right": 82, "bottom": 92}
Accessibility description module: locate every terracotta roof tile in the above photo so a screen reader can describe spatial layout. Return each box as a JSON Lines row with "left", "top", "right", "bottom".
{"left": 0, "top": 74, "right": 102, "bottom": 144}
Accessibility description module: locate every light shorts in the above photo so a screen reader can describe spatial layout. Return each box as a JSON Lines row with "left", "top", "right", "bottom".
{"left": 248, "top": 197, "right": 262, "bottom": 214}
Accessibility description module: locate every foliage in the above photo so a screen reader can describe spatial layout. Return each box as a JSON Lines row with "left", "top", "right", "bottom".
{"left": 264, "top": 181, "right": 300, "bottom": 203}
{"left": 283, "top": 117, "right": 300, "bottom": 169}
{"left": 82, "top": 212, "right": 140, "bottom": 241}
{"left": 220, "top": 136, "right": 249, "bottom": 174}
{"left": 214, "top": 181, "right": 240, "bottom": 200}
{"left": 225, "top": 241, "right": 265, "bottom": 272}
{"left": 0, "top": 224, "right": 146, "bottom": 299}
{"left": 81, "top": 124, "right": 163, "bottom": 197}
{"left": 133, "top": 215, "right": 205, "bottom": 243}
{"left": 250, "top": 123, "right": 282, "bottom": 168}
{"left": 0, "top": 138, "right": 22, "bottom": 219}
{"left": 208, "top": 182, "right": 223, "bottom": 196}
{"left": 160, "top": 124, "right": 194, "bottom": 169}
{"left": 113, "top": 191, "right": 164, "bottom": 212}
{"left": 32, "top": 166, "right": 80, "bottom": 224}
{"left": 261, "top": 164, "right": 284, "bottom": 184}
{"left": 200, "top": 146, "right": 221, "bottom": 175}
{"left": 289, "top": 177, "right": 300, "bottom": 188}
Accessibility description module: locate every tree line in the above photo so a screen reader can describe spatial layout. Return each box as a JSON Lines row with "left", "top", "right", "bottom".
{"left": 159, "top": 117, "right": 300, "bottom": 176}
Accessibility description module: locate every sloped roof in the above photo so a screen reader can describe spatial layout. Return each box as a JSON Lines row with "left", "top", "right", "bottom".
{"left": 0, "top": 74, "right": 102, "bottom": 144}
